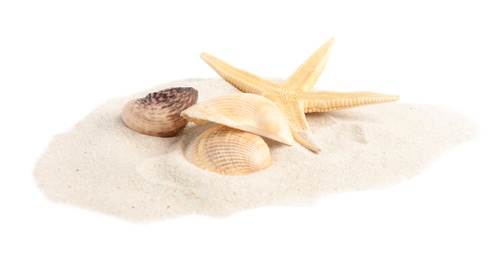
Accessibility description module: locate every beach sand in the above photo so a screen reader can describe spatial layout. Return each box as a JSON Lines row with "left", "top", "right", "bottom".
{"left": 34, "top": 78, "right": 476, "bottom": 221}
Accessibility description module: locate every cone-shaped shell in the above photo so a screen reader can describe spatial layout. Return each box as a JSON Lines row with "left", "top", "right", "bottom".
{"left": 122, "top": 87, "right": 198, "bottom": 137}
{"left": 181, "top": 93, "right": 294, "bottom": 145}
{"left": 185, "top": 125, "right": 272, "bottom": 175}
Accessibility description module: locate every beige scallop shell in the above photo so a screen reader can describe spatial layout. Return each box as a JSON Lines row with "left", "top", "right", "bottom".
{"left": 181, "top": 93, "right": 294, "bottom": 145}
{"left": 122, "top": 87, "right": 198, "bottom": 137}
{"left": 185, "top": 125, "right": 272, "bottom": 175}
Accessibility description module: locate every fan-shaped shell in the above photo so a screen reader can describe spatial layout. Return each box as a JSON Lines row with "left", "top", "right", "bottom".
{"left": 122, "top": 87, "right": 198, "bottom": 137}
{"left": 180, "top": 93, "right": 294, "bottom": 145}
{"left": 185, "top": 125, "right": 272, "bottom": 175}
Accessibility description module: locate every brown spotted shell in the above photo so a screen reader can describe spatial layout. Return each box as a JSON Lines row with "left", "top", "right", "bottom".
{"left": 185, "top": 125, "right": 272, "bottom": 175}
{"left": 122, "top": 87, "right": 198, "bottom": 137}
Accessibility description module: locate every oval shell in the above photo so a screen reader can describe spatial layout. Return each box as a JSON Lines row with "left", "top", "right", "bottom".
{"left": 185, "top": 125, "right": 272, "bottom": 175}
{"left": 181, "top": 93, "right": 294, "bottom": 145}
{"left": 122, "top": 87, "right": 198, "bottom": 137}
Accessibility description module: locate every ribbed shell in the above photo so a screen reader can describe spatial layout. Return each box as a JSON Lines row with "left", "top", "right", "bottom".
{"left": 184, "top": 125, "right": 272, "bottom": 175}
{"left": 180, "top": 93, "right": 294, "bottom": 145}
{"left": 122, "top": 87, "right": 198, "bottom": 137}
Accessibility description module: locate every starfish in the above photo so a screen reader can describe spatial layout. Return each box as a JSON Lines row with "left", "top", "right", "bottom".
{"left": 200, "top": 38, "right": 399, "bottom": 152}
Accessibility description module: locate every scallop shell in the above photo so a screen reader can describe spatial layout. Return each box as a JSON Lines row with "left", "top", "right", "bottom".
{"left": 122, "top": 87, "right": 198, "bottom": 137}
{"left": 180, "top": 93, "right": 294, "bottom": 145}
{"left": 185, "top": 125, "right": 272, "bottom": 175}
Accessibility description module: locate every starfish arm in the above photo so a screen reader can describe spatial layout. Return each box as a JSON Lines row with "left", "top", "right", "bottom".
{"left": 200, "top": 52, "right": 277, "bottom": 95}
{"left": 275, "top": 99, "right": 322, "bottom": 152}
{"left": 302, "top": 91, "right": 400, "bottom": 113}
{"left": 279, "top": 38, "right": 334, "bottom": 92}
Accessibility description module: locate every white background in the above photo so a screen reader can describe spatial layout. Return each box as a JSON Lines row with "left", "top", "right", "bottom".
{"left": 1, "top": 0, "right": 503, "bottom": 259}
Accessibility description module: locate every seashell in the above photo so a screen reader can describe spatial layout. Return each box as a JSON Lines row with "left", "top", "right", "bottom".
{"left": 180, "top": 93, "right": 294, "bottom": 145}
{"left": 122, "top": 87, "right": 198, "bottom": 137}
{"left": 185, "top": 125, "right": 272, "bottom": 175}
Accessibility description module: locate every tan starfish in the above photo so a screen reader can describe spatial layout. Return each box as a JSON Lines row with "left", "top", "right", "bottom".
{"left": 200, "top": 38, "right": 399, "bottom": 152}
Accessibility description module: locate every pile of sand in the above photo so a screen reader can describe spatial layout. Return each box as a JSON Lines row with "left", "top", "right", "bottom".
{"left": 34, "top": 78, "right": 476, "bottom": 221}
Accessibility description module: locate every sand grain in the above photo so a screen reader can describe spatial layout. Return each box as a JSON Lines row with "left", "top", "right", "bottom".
{"left": 34, "top": 78, "right": 476, "bottom": 221}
